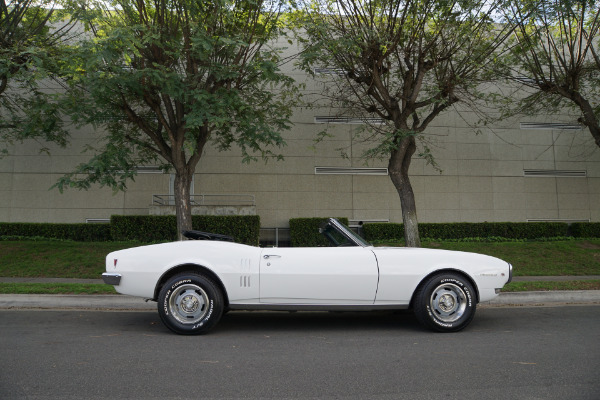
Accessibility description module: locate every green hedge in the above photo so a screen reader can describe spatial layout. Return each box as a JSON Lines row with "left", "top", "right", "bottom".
{"left": 3, "top": 218, "right": 598, "bottom": 244}
{"left": 111, "top": 215, "right": 261, "bottom": 245}
{"left": 290, "top": 217, "right": 349, "bottom": 247}
{"left": 569, "top": 222, "right": 600, "bottom": 238}
{"left": 363, "top": 221, "right": 577, "bottom": 241}
{"left": 0, "top": 215, "right": 261, "bottom": 244}
{"left": 110, "top": 215, "right": 176, "bottom": 242}
{"left": 0, "top": 222, "right": 112, "bottom": 242}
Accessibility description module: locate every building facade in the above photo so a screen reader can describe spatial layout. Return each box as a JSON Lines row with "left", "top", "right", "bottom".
{"left": 1, "top": 55, "right": 599, "bottom": 230}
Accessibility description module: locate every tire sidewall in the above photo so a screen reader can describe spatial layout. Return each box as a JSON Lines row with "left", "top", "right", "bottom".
{"left": 416, "top": 273, "right": 476, "bottom": 332}
{"left": 158, "top": 273, "right": 223, "bottom": 335}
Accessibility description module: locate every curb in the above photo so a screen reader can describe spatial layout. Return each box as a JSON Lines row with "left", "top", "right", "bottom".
{"left": 1, "top": 291, "right": 599, "bottom": 311}
{"left": 482, "top": 290, "right": 600, "bottom": 306}
{"left": 0, "top": 294, "right": 156, "bottom": 310}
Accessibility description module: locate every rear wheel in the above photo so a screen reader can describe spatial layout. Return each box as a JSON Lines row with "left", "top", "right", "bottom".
{"left": 413, "top": 273, "right": 476, "bottom": 332}
{"left": 157, "top": 273, "right": 224, "bottom": 335}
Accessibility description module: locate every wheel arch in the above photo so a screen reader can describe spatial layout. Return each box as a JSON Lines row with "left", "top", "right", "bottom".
{"left": 153, "top": 264, "right": 230, "bottom": 306}
{"left": 409, "top": 268, "right": 480, "bottom": 308}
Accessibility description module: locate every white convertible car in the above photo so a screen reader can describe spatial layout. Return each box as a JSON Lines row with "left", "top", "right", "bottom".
{"left": 102, "top": 218, "right": 512, "bottom": 334}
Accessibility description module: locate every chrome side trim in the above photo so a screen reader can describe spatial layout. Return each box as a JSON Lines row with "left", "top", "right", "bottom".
{"left": 102, "top": 273, "right": 122, "bottom": 286}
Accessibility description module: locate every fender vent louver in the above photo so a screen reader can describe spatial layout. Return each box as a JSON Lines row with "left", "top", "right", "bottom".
{"left": 240, "top": 275, "right": 251, "bottom": 288}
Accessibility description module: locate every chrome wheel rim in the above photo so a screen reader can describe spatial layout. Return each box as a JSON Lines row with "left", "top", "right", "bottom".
{"left": 169, "top": 284, "right": 209, "bottom": 324}
{"left": 429, "top": 283, "right": 467, "bottom": 323}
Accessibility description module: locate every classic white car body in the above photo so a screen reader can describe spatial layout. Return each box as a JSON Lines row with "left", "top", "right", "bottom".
{"left": 105, "top": 234, "right": 510, "bottom": 308}
{"left": 103, "top": 219, "right": 512, "bottom": 333}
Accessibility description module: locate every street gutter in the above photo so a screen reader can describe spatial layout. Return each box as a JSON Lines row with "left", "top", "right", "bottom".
{"left": 1, "top": 291, "right": 599, "bottom": 311}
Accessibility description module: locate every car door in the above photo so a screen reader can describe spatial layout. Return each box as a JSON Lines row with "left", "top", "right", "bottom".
{"left": 259, "top": 247, "right": 379, "bottom": 304}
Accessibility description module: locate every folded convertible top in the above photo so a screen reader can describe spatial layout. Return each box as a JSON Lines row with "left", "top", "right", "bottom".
{"left": 182, "top": 230, "right": 235, "bottom": 242}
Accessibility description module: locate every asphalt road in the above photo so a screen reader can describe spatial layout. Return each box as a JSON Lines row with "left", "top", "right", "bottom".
{"left": 1, "top": 306, "right": 599, "bottom": 400}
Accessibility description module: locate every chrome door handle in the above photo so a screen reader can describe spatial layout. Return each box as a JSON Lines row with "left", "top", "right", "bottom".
{"left": 263, "top": 255, "right": 281, "bottom": 259}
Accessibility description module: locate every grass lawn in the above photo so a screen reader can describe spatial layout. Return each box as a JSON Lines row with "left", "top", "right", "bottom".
{"left": 421, "top": 239, "right": 600, "bottom": 276}
{"left": 503, "top": 280, "right": 600, "bottom": 292}
{"left": 0, "top": 239, "right": 598, "bottom": 294}
{"left": 0, "top": 282, "right": 117, "bottom": 294}
{"left": 0, "top": 241, "right": 142, "bottom": 278}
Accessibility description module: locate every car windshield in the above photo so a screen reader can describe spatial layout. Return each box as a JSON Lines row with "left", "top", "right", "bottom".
{"left": 320, "top": 219, "right": 371, "bottom": 247}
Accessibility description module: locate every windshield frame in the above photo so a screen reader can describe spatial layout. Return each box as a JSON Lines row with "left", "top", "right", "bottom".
{"left": 320, "top": 218, "right": 372, "bottom": 248}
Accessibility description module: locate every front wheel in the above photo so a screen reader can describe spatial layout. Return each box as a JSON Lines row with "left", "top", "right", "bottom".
{"left": 157, "top": 273, "right": 224, "bottom": 335}
{"left": 413, "top": 273, "right": 476, "bottom": 332}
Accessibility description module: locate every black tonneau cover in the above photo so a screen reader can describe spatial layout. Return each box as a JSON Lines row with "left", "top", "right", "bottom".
{"left": 182, "top": 230, "right": 235, "bottom": 242}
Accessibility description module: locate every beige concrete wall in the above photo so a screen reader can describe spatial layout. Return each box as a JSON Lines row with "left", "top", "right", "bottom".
{"left": 2, "top": 124, "right": 598, "bottom": 226}
{"left": 1, "top": 53, "right": 599, "bottom": 227}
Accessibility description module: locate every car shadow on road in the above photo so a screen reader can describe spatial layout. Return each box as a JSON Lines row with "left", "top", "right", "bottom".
{"left": 215, "top": 310, "right": 425, "bottom": 334}
{"left": 106, "top": 308, "right": 512, "bottom": 336}
{"left": 114, "top": 309, "right": 426, "bottom": 335}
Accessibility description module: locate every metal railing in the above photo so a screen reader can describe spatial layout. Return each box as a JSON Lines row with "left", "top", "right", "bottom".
{"left": 152, "top": 194, "right": 256, "bottom": 206}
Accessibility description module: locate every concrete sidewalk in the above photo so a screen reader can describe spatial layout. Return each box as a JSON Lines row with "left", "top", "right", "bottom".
{"left": 0, "top": 275, "right": 599, "bottom": 310}
{"left": 0, "top": 294, "right": 157, "bottom": 310}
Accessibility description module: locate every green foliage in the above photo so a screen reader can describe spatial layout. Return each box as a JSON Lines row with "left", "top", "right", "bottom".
{"left": 56, "top": 0, "right": 300, "bottom": 192}
{"left": 51, "top": 0, "right": 301, "bottom": 235}
{"left": 295, "top": 0, "right": 515, "bottom": 159}
{"left": 570, "top": 223, "right": 600, "bottom": 238}
{"left": 110, "top": 215, "right": 176, "bottom": 242}
{"left": 289, "top": 217, "right": 349, "bottom": 247}
{"left": 363, "top": 222, "right": 576, "bottom": 242}
{"left": 0, "top": 222, "right": 112, "bottom": 241}
{"left": 0, "top": 0, "right": 76, "bottom": 156}
{"left": 496, "top": 0, "right": 600, "bottom": 147}
{"left": 363, "top": 223, "right": 405, "bottom": 242}
{"left": 294, "top": 0, "right": 516, "bottom": 247}
{"left": 110, "top": 215, "right": 261, "bottom": 245}
{"left": 423, "top": 222, "right": 569, "bottom": 240}
{"left": 0, "top": 215, "right": 263, "bottom": 244}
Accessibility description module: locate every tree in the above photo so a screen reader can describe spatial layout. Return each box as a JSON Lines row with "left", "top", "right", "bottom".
{"left": 297, "top": 0, "right": 515, "bottom": 246}
{"left": 57, "top": 0, "right": 299, "bottom": 238}
{"left": 501, "top": 0, "right": 600, "bottom": 148}
{"left": 0, "top": 0, "right": 77, "bottom": 156}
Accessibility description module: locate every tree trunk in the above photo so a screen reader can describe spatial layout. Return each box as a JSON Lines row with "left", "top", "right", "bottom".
{"left": 574, "top": 95, "right": 600, "bottom": 148}
{"left": 388, "top": 136, "right": 421, "bottom": 247}
{"left": 557, "top": 88, "right": 600, "bottom": 148}
{"left": 590, "top": 125, "right": 600, "bottom": 149}
{"left": 173, "top": 170, "right": 194, "bottom": 240}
